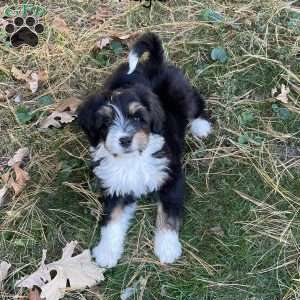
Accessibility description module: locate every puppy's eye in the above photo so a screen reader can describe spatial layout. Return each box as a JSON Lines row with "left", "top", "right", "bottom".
{"left": 133, "top": 116, "right": 141, "bottom": 122}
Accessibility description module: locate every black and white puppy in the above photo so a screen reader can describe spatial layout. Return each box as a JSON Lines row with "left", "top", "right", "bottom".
{"left": 78, "top": 32, "right": 211, "bottom": 267}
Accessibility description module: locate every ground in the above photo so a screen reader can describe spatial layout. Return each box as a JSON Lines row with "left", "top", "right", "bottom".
{"left": 0, "top": 0, "right": 300, "bottom": 299}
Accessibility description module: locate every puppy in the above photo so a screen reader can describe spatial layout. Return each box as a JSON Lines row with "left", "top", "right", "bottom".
{"left": 78, "top": 32, "right": 211, "bottom": 267}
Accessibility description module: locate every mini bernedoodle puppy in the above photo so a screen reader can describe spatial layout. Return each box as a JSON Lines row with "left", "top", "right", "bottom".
{"left": 78, "top": 32, "right": 212, "bottom": 267}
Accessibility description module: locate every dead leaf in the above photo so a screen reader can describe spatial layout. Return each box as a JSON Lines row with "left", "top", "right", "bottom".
{"left": 39, "top": 97, "right": 82, "bottom": 129}
{"left": 56, "top": 97, "right": 82, "bottom": 114}
{"left": 5, "top": 88, "right": 17, "bottom": 99}
{"left": 0, "top": 185, "right": 8, "bottom": 207}
{"left": 95, "top": 33, "right": 139, "bottom": 51}
{"left": 27, "top": 71, "right": 48, "bottom": 94}
{"left": 11, "top": 65, "right": 29, "bottom": 81}
{"left": 10, "top": 164, "right": 30, "bottom": 196}
{"left": 1, "top": 147, "right": 30, "bottom": 198}
{"left": 115, "top": 32, "right": 140, "bottom": 48}
{"left": 16, "top": 241, "right": 105, "bottom": 300}
{"left": 272, "top": 84, "right": 290, "bottom": 104}
{"left": 7, "top": 147, "right": 29, "bottom": 166}
{"left": 11, "top": 66, "right": 48, "bottom": 94}
{"left": 3, "top": 164, "right": 30, "bottom": 196}
{"left": 96, "top": 37, "right": 112, "bottom": 50}
{"left": 0, "top": 91, "right": 6, "bottom": 102}
{"left": 52, "top": 16, "right": 70, "bottom": 35}
{"left": 0, "top": 261, "right": 11, "bottom": 284}
{"left": 39, "top": 111, "right": 76, "bottom": 129}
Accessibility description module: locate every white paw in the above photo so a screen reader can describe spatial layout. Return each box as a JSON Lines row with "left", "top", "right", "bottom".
{"left": 154, "top": 230, "right": 182, "bottom": 264}
{"left": 190, "top": 118, "right": 212, "bottom": 138}
{"left": 92, "top": 241, "right": 122, "bottom": 268}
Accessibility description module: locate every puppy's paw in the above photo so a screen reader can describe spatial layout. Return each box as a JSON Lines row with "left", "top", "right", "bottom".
{"left": 92, "top": 241, "right": 122, "bottom": 268}
{"left": 190, "top": 118, "right": 212, "bottom": 138}
{"left": 154, "top": 229, "right": 182, "bottom": 264}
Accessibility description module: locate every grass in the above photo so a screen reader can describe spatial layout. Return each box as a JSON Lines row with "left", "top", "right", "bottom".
{"left": 1, "top": 0, "right": 300, "bottom": 299}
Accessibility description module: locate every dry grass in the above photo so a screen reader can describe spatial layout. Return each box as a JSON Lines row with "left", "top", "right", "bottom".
{"left": 1, "top": 0, "right": 300, "bottom": 299}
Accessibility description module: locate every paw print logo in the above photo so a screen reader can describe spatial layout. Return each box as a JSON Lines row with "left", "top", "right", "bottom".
{"left": 5, "top": 16, "right": 44, "bottom": 47}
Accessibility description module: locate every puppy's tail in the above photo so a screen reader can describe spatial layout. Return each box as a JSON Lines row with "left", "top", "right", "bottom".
{"left": 127, "top": 32, "right": 164, "bottom": 74}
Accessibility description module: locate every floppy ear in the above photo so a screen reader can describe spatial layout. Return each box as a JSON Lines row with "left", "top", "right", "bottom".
{"left": 77, "top": 93, "right": 107, "bottom": 146}
{"left": 134, "top": 84, "right": 165, "bottom": 134}
{"left": 148, "top": 93, "right": 165, "bottom": 133}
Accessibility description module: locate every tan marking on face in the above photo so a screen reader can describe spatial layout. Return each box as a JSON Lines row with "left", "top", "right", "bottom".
{"left": 132, "top": 130, "right": 149, "bottom": 151}
{"left": 98, "top": 106, "right": 112, "bottom": 116}
{"left": 110, "top": 205, "right": 123, "bottom": 223}
{"left": 129, "top": 102, "right": 144, "bottom": 115}
{"left": 156, "top": 202, "right": 180, "bottom": 232}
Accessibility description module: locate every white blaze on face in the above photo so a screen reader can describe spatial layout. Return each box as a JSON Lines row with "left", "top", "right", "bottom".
{"left": 105, "top": 105, "right": 129, "bottom": 155}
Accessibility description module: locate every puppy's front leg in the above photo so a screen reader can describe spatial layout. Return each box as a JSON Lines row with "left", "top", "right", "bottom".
{"left": 92, "top": 195, "right": 136, "bottom": 268}
{"left": 154, "top": 172, "right": 184, "bottom": 264}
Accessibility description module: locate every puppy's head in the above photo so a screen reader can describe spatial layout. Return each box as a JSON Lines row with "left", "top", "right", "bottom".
{"left": 78, "top": 85, "right": 165, "bottom": 156}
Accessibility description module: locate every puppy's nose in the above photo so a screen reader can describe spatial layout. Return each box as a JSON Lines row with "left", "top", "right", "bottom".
{"left": 119, "top": 136, "right": 132, "bottom": 147}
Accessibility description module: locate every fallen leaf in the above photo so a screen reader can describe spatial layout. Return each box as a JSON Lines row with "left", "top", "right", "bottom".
{"left": 0, "top": 89, "right": 14, "bottom": 102}
{"left": 114, "top": 33, "right": 139, "bottom": 48}
{"left": 11, "top": 66, "right": 48, "bottom": 94}
{"left": 95, "top": 33, "right": 139, "bottom": 51}
{"left": 0, "top": 91, "right": 6, "bottom": 102}
{"left": 0, "top": 261, "right": 11, "bottom": 284}
{"left": 0, "top": 185, "right": 8, "bottom": 207}
{"left": 28, "top": 72, "right": 39, "bottom": 93}
{"left": 52, "top": 16, "right": 70, "bottom": 35}
{"left": 1, "top": 148, "right": 30, "bottom": 197}
{"left": 96, "top": 37, "right": 112, "bottom": 50}
{"left": 5, "top": 88, "right": 17, "bottom": 99}
{"left": 56, "top": 97, "right": 82, "bottom": 114}
{"left": 39, "top": 97, "right": 82, "bottom": 129}
{"left": 3, "top": 164, "right": 30, "bottom": 196}
{"left": 27, "top": 70, "right": 48, "bottom": 94}
{"left": 39, "top": 111, "right": 76, "bottom": 129}
{"left": 11, "top": 65, "right": 29, "bottom": 81}
{"left": 273, "top": 84, "right": 290, "bottom": 104}
{"left": 10, "top": 164, "right": 30, "bottom": 196}
{"left": 7, "top": 147, "right": 29, "bottom": 166}
{"left": 16, "top": 241, "right": 105, "bottom": 300}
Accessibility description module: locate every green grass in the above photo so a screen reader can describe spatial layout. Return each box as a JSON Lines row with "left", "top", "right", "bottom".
{"left": 1, "top": 0, "right": 300, "bottom": 299}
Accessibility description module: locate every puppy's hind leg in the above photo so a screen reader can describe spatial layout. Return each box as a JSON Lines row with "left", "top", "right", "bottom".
{"left": 92, "top": 195, "right": 136, "bottom": 268}
{"left": 189, "top": 88, "right": 212, "bottom": 139}
{"left": 190, "top": 117, "right": 212, "bottom": 139}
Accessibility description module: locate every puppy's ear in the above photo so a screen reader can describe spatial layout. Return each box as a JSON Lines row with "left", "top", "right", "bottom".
{"left": 148, "top": 93, "right": 165, "bottom": 133}
{"left": 134, "top": 85, "right": 165, "bottom": 134}
{"left": 78, "top": 94, "right": 107, "bottom": 146}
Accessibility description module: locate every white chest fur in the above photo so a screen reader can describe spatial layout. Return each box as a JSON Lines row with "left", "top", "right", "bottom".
{"left": 91, "top": 134, "right": 169, "bottom": 197}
